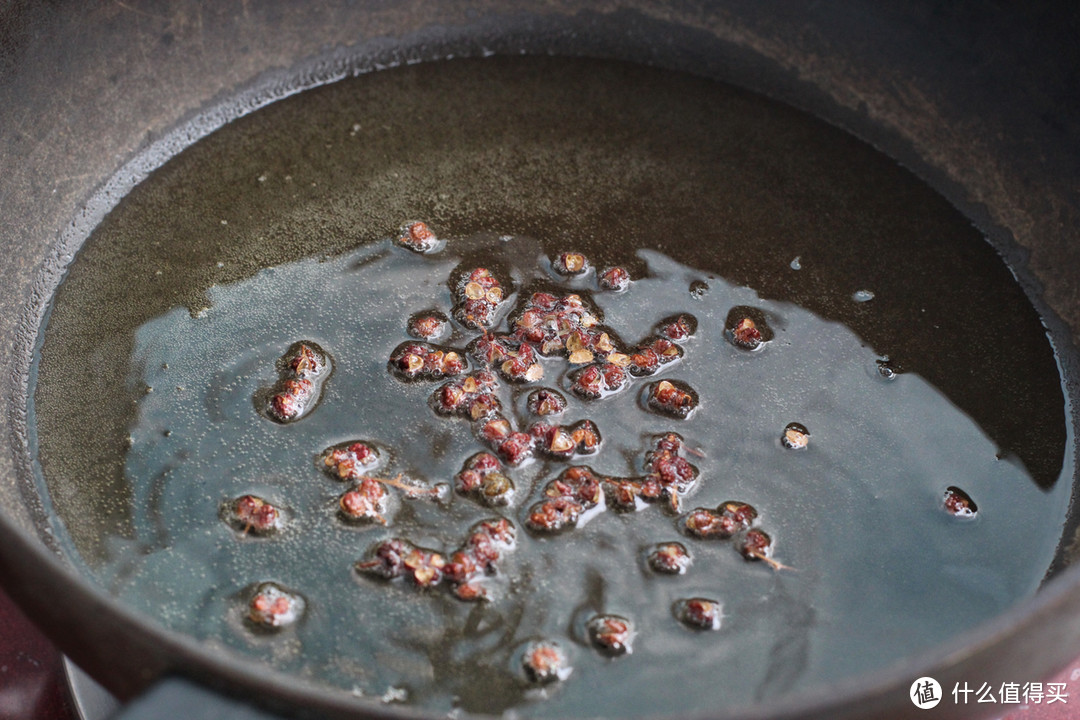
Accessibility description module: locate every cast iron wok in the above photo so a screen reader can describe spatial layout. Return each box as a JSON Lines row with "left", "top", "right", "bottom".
{"left": 1, "top": 2, "right": 1079, "bottom": 719}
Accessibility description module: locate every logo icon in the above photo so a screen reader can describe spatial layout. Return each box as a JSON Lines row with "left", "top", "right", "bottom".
{"left": 911, "top": 677, "right": 942, "bottom": 709}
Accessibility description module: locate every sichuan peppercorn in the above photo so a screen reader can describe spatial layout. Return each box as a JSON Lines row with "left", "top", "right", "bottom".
{"left": 454, "top": 452, "right": 515, "bottom": 507}
{"left": 656, "top": 314, "right": 697, "bottom": 343}
{"left": 322, "top": 441, "right": 381, "bottom": 481}
{"left": 585, "top": 614, "right": 635, "bottom": 655}
{"left": 684, "top": 501, "right": 757, "bottom": 539}
{"left": 943, "top": 486, "right": 978, "bottom": 518}
{"left": 553, "top": 251, "right": 590, "bottom": 276}
{"left": 224, "top": 495, "right": 282, "bottom": 536}
{"left": 527, "top": 388, "right": 567, "bottom": 416}
{"left": 598, "top": 266, "right": 630, "bottom": 292}
{"left": 674, "top": 597, "right": 722, "bottom": 630}
{"left": 730, "top": 317, "right": 763, "bottom": 350}
{"left": 265, "top": 341, "right": 332, "bottom": 423}
{"left": 521, "top": 640, "right": 571, "bottom": 684}
{"left": 647, "top": 379, "right": 698, "bottom": 419}
{"left": 396, "top": 221, "right": 441, "bottom": 254}
{"left": 647, "top": 542, "right": 692, "bottom": 574}
{"left": 338, "top": 478, "right": 388, "bottom": 524}
{"left": 781, "top": 422, "right": 810, "bottom": 450}
{"left": 407, "top": 311, "right": 450, "bottom": 340}
{"left": 247, "top": 582, "right": 305, "bottom": 630}
{"left": 389, "top": 342, "right": 466, "bottom": 381}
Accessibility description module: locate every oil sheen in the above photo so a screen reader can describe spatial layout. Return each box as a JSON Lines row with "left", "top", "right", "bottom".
{"left": 30, "top": 56, "right": 1073, "bottom": 717}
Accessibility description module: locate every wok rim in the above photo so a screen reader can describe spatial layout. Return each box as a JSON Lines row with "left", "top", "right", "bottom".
{"left": 3, "top": 7, "right": 1079, "bottom": 720}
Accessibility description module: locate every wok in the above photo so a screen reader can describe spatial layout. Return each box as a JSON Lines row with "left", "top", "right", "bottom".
{"left": 1, "top": 2, "right": 1079, "bottom": 719}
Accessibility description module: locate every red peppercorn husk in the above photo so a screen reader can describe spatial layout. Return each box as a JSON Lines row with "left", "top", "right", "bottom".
{"left": 455, "top": 297, "right": 500, "bottom": 329}
{"left": 656, "top": 314, "right": 697, "bottom": 343}
{"left": 552, "top": 251, "right": 590, "bottom": 276}
{"left": 568, "top": 419, "right": 601, "bottom": 454}
{"left": 508, "top": 290, "right": 606, "bottom": 361}
{"left": 546, "top": 466, "right": 605, "bottom": 505}
{"left": 286, "top": 343, "right": 326, "bottom": 379}
{"left": 737, "top": 528, "right": 793, "bottom": 570}
{"left": 389, "top": 341, "right": 467, "bottom": 381}
{"left": 781, "top": 422, "right": 810, "bottom": 449}
{"left": 454, "top": 452, "right": 515, "bottom": 506}
{"left": 570, "top": 362, "right": 628, "bottom": 399}
{"left": 943, "top": 486, "right": 978, "bottom": 518}
{"left": 400, "top": 547, "right": 445, "bottom": 588}
{"left": 625, "top": 336, "right": 684, "bottom": 379}
{"left": 265, "top": 341, "right": 333, "bottom": 423}
{"left": 598, "top": 266, "right": 630, "bottom": 292}
{"left": 730, "top": 317, "right": 764, "bottom": 350}
{"left": 497, "top": 431, "right": 534, "bottom": 466}
{"left": 224, "top": 495, "right": 283, "bottom": 536}
{"left": 627, "top": 348, "right": 659, "bottom": 377}
{"left": 468, "top": 332, "right": 514, "bottom": 365}
{"left": 430, "top": 370, "right": 501, "bottom": 419}
{"left": 719, "top": 500, "right": 759, "bottom": 527}
{"left": 648, "top": 337, "right": 683, "bottom": 364}
{"left": 357, "top": 538, "right": 447, "bottom": 588}
{"left": 338, "top": 477, "right": 388, "bottom": 524}
{"left": 521, "top": 640, "right": 571, "bottom": 684}
{"left": 528, "top": 291, "right": 559, "bottom": 312}
{"left": 453, "top": 582, "right": 489, "bottom": 601}
{"left": 603, "top": 478, "right": 648, "bottom": 511}
{"left": 468, "top": 332, "right": 544, "bottom": 382}
{"left": 498, "top": 341, "right": 544, "bottom": 383}
{"left": 648, "top": 379, "right": 698, "bottom": 419}
{"left": 528, "top": 467, "right": 605, "bottom": 532}
{"left": 442, "top": 518, "right": 517, "bottom": 601}
{"left": 526, "top": 388, "right": 568, "bottom": 416}
{"left": 530, "top": 421, "right": 573, "bottom": 458}
{"left": 443, "top": 551, "right": 480, "bottom": 585}
{"left": 477, "top": 415, "right": 512, "bottom": 445}
{"left": 356, "top": 538, "right": 412, "bottom": 579}
{"left": 684, "top": 501, "right": 757, "bottom": 539}
{"left": 527, "top": 496, "right": 585, "bottom": 533}
{"left": 674, "top": 597, "right": 722, "bottom": 630}
{"left": 586, "top": 614, "right": 635, "bottom": 656}
{"left": 474, "top": 413, "right": 535, "bottom": 465}
{"left": 396, "top": 221, "right": 441, "bottom": 253}
{"left": 452, "top": 268, "right": 507, "bottom": 330}
{"left": 648, "top": 542, "right": 692, "bottom": 574}
{"left": 529, "top": 419, "right": 602, "bottom": 459}
{"left": 684, "top": 508, "right": 726, "bottom": 538}
{"left": 268, "top": 382, "right": 307, "bottom": 422}
{"left": 322, "top": 440, "right": 381, "bottom": 480}
{"left": 640, "top": 433, "right": 700, "bottom": 511}
{"left": 407, "top": 311, "right": 450, "bottom": 340}
{"left": 247, "top": 582, "right": 305, "bottom": 630}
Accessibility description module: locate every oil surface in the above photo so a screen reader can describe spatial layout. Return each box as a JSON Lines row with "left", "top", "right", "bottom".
{"left": 30, "top": 57, "right": 1072, "bottom": 717}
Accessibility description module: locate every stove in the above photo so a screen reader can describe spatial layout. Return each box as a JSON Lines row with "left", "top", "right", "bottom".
{"left": 2, "top": 584, "right": 1078, "bottom": 720}
{"left": 0, "top": 585, "right": 75, "bottom": 719}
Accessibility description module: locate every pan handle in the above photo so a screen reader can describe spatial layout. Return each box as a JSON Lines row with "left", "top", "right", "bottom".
{"left": 109, "top": 677, "right": 291, "bottom": 720}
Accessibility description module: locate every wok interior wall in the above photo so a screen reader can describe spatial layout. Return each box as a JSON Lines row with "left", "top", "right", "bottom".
{"left": 3, "top": 0, "right": 1071, "bottom": 552}
{"left": 0, "top": 0, "right": 1078, "bottom": 714}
